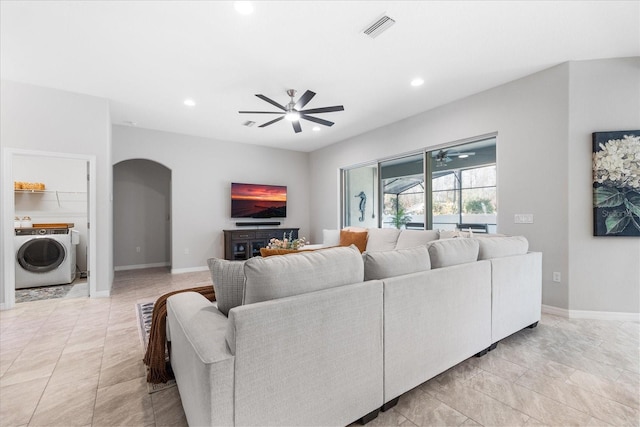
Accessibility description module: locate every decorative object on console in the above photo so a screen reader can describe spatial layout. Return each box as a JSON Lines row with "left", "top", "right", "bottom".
{"left": 592, "top": 130, "right": 640, "bottom": 236}
{"left": 267, "top": 231, "right": 307, "bottom": 250}
{"left": 223, "top": 228, "right": 299, "bottom": 260}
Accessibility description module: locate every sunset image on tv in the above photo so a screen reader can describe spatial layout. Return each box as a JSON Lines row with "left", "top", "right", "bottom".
{"left": 231, "top": 183, "right": 287, "bottom": 218}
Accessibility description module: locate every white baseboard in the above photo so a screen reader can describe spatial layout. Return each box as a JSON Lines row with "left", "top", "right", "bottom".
{"left": 170, "top": 266, "right": 208, "bottom": 274}
{"left": 542, "top": 304, "right": 640, "bottom": 322}
{"left": 114, "top": 262, "right": 170, "bottom": 272}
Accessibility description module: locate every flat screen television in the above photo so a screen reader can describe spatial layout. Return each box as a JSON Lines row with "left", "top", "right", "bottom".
{"left": 231, "top": 182, "right": 287, "bottom": 218}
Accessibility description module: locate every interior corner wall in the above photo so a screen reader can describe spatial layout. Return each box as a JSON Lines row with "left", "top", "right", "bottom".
{"left": 567, "top": 57, "right": 640, "bottom": 314}
{"left": 309, "top": 63, "right": 572, "bottom": 309}
{"left": 111, "top": 126, "right": 310, "bottom": 271}
{"left": 0, "top": 80, "right": 113, "bottom": 298}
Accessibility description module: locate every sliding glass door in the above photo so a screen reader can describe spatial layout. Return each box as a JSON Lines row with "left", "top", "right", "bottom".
{"left": 342, "top": 136, "right": 497, "bottom": 232}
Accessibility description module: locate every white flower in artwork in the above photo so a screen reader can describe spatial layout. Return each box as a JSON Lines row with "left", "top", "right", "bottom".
{"left": 593, "top": 134, "right": 640, "bottom": 190}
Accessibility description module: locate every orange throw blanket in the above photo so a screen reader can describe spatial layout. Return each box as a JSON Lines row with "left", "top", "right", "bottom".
{"left": 143, "top": 286, "right": 216, "bottom": 383}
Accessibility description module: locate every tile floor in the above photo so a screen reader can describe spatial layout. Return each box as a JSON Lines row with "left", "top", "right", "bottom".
{"left": 1, "top": 267, "right": 638, "bottom": 427}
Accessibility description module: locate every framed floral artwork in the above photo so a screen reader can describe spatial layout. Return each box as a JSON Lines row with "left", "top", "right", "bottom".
{"left": 592, "top": 130, "right": 640, "bottom": 236}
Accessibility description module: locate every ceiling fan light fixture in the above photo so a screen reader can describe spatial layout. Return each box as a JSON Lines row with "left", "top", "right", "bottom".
{"left": 234, "top": 1, "right": 254, "bottom": 15}
{"left": 285, "top": 110, "right": 300, "bottom": 121}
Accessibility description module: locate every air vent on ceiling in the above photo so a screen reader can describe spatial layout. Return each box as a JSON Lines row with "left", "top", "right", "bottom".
{"left": 363, "top": 14, "right": 395, "bottom": 38}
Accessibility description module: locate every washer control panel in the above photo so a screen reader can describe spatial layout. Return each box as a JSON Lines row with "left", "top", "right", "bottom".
{"left": 15, "top": 228, "right": 69, "bottom": 236}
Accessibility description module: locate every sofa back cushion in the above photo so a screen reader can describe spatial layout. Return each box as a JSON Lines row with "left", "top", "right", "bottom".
{"left": 395, "top": 229, "right": 440, "bottom": 250}
{"left": 207, "top": 258, "right": 246, "bottom": 316}
{"left": 243, "top": 245, "right": 364, "bottom": 304}
{"left": 427, "top": 238, "right": 479, "bottom": 268}
{"left": 364, "top": 246, "right": 431, "bottom": 280}
{"left": 477, "top": 236, "right": 529, "bottom": 260}
{"left": 365, "top": 228, "right": 401, "bottom": 252}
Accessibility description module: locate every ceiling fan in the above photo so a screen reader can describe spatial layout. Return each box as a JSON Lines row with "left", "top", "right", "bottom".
{"left": 239, "top": 89, "right": 344, "bottom": 133}
{"left": 434, "top": 149, "right": 476, "bottom": 166}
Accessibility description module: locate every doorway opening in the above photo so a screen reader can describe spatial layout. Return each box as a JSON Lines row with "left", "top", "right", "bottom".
{"left": 2, "top": 148, "right": 97, "bottom": 309}
{"left": 113, "top": 159, "right": 172, "bottom": 272}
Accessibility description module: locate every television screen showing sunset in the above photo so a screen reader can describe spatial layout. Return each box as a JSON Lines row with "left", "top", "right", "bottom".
{"left": 231, "top": 183, "right": 287, "bottom": 218}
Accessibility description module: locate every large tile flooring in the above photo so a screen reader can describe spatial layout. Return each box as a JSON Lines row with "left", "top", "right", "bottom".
{"left": 1, "top": 268, "right": 638, "bottom": 426}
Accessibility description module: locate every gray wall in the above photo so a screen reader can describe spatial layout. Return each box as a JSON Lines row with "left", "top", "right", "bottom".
{"left": 113, "top": 159, "right": 171, "bottom": 269}
{"left": 1, "top": 80, "right": 113, "bottom": 301}
{"left": 309, "top": 58, "right": 639, "bottom": 314}
{"left": 112, "top": 125, "right": 311, "bottom": 271}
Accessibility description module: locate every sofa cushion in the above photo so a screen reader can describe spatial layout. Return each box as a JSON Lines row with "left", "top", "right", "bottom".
{"left": 339, "top": 229, "right": 368, "bottom": 253}
{"left": 322, "top": 229, "right": 341, "bottom": 246}
{"left": 365, "top": 228, "right": 401, "bottom": 252}
{"left": 243, "top": 245, "right": 364, "bottom": 304}
{"left": 438, "top": 230, "right": 472, "bottom": 239}
{"left": 207, "top": 258, "right": 245, "bottom": 316}
{"left": 364, "top": 246, "right": 431, "bottom": 280}
{"left": 427, "top": 238, "right": 479, "bottom": 268}
{"left": 395, "top": 229, "right": 440, "bottom": 250}
{"left": 477, "top": 236, "right": 529, "bottom": 260}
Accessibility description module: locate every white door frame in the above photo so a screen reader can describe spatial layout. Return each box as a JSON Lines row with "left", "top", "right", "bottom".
{"left": 1, "top": 148, "right": 98, "bottom": 310}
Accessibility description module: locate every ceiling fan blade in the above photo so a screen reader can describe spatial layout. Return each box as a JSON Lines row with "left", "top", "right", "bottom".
{"left": 294, "top": 90, "right": 316, "bottom": 110}
{"left": 299, "top": 105, "right": 344, "bottom": 114}
{"left": 301, "top": 114, "right": 334, "bottom": 127}
{"left": 259, "top": 116, "right": 285, "bottom": 127}
{"left": 292, "top": 120, "right": 302, "bottom": 133}
{"left": 239, "top": 111, "right": 283, "bottom": 114}
{"left": 255, "top": 94, "right": 286, "bottom": 111}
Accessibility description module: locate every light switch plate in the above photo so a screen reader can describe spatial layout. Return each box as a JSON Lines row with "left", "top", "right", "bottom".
{"left": 514, "top": 213, "right": 534, "bottom": 224}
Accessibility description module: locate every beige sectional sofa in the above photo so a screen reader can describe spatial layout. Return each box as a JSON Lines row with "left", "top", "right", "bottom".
{"left": 166, "top": 228, "right": 541, "bottom": 426}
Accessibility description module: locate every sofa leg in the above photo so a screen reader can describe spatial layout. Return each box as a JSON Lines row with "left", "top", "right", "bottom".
{"left": 527, "top": 321, "right": 539, "bottom": 329}
{"left": 475, "top": 347, "right": 489, "bottom": 357}
{"left": 489, "top": 342, "right": 498, "bottom": 351}
{"left": 381, "top": 397, "right": 400, "bottom": 412}
{"left": 358, "top": 408, "right": 380, "bottom": 425}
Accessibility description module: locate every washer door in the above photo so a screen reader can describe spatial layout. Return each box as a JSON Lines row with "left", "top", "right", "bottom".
{"left": 17, "top": 237, "right": 66, "bottom": 273}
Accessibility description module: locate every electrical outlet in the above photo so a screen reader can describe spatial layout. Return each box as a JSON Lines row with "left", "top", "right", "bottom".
{"left": 553, "top": 272, "right": 561, "bottom": 283}
{"left": 514, "top": 214, "right": 534, "bottom": 224}
{"left": 136, "top": 246, "right": 141, "bottom": 253}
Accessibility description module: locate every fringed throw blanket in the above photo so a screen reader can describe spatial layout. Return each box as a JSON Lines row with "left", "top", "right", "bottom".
{"left": 143, "top": 286, "right": 216, "bottom": 383}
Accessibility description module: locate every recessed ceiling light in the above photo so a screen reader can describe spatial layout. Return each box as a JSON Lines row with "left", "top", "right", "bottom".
{"left": 312, "top": 126, "right": 321, "bottom": 132}
{"left": 234, "top": 1, "right": 254, "bottom": 15}
{"left": 410, "top": 78, "right": 424, "bottom": 87}
{"left": 184, "top": 99, "right": 196, "bottom": 107}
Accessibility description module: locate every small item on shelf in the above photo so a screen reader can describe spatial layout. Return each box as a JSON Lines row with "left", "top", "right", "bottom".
{"left": 14, "top": 181, "right": 45, "bottom": 191}
{"left": 20, "top": 216, "right": 32, "bottom": 228}
{"left": 14, "top": 216, "right": 21, "bottom": 228}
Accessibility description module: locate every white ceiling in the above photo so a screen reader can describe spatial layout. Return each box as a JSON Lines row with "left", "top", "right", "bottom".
{"left": 1, "top": 1, "right": 638, "bottom": 152}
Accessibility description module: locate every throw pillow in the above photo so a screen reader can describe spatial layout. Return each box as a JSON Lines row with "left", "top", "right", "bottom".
{"left": 339, "top": 229, "right": 368, "bottom": 253}
{"left": 322, "top": 229, "right": 341, "bottom": 246}
{"left": 260, "top": 247, "right": 313, "bottom": 257}
{"left": 477, "top": 236, "right": 529, "bottom": 260}
{"left": 243, "top": 245, "right": 364, "bottom": 304}
{"left": 427, "top": 238, "right": 479, "bottom": 269}
{"left": 364, "top": 246, "right": 431, "bottom": 280}
{"left": 207, "top": 258, "right": 245, "bottom": 316}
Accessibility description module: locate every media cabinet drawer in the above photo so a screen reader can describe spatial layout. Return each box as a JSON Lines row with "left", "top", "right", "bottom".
{"left": 232, "top": 232, "right": 255, "bottom": 240}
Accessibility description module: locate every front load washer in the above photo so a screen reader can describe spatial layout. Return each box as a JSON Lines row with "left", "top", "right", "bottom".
{"left": 15, "top": 228, "right": 78, "bottom": 289}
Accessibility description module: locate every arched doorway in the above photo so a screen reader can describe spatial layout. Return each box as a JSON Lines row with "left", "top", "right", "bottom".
{"left": 113, "top": 159, "right": 171, "bottom": 271}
